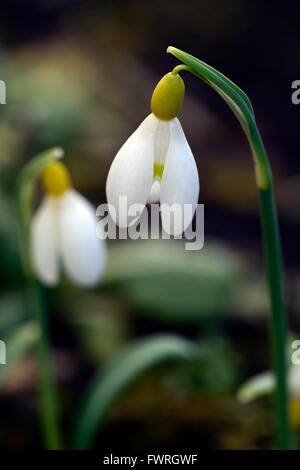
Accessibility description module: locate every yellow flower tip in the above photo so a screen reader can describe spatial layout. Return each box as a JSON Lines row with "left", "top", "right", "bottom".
{"left": 41, "top": 161, "right": 71, "bottom": 197}
{"left": 151, "top": 72, "right": 185, "bottom": 121}
{"left": 289, "top": 399, "right": 300, "bottom": 429}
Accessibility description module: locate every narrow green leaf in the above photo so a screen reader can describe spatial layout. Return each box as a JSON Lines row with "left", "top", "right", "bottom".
{"left": 72, "top": 334, "right": 197, "bottom": 449}
{"left": 0, "top": 321, "right": 39, "bottom": 387}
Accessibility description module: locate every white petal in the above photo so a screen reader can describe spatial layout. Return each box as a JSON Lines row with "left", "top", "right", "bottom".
{"left": 58, "top": 189, "right": 106, "bottom": 287}
{"left": 160, "top": 118, "right": 199, "bottom": 236}
{"left": 30, "top": 196, "right": 59, "bottom": 286}
{"left": 153, "top": 120, "right": 170, "bottom": 165}
{"left": 237, "top": 371, "right": 275, "bottom": 403}
{"left": 147, "top": 180, "right": 161, "bottom": 203}
{"left": 106, "top": 114, "right": 157, "bottom": 228}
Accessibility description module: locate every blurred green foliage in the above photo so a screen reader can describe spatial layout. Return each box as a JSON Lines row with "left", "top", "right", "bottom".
{"left": 104, "top": 240, "right": 247, "bottom": 324}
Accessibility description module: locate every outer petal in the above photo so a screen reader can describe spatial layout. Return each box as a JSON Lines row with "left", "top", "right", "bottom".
{"left": 106, "top": 114, "right": 157, "bottom": 228}
{"left": 30, "top": 196, "right": 59, "bottom": 286}
{"left": 58, "top": 189, "right": 106, "bottom": 287}
{"left": 160, "top": 118, "right": 199, "bottom": 236}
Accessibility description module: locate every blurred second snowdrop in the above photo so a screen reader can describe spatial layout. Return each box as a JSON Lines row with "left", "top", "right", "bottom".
{"left": 31, "top": 161, "right": 106, "bottom": 287}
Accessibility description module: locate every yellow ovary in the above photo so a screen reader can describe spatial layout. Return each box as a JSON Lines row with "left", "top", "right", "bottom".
{"left": 151, "top": 72, "right": 185, "bottom": 121}
{"left": 41, "top": 161, "right": 71, "bottom": 197}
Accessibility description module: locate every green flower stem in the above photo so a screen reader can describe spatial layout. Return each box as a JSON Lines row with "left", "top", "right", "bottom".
{"left": 248, "top": 125, "right": 288, "bottom": 449}
{"left": 171, "top": 64, "right": 190, "bottom": 75}
{"left": 167, "top": 46, "right": 289, "bottom": 449}
{"left": 28, "top": 280, "right": 63, "bottom": 450}
{"left": 258, "top": 187, "right": 288, "bottom": 449}
{"left": 16, "top": 148, "right": 64, "bottom": 450}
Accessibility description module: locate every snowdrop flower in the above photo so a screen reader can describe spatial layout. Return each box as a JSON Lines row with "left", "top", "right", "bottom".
{"left": 106, "top": 68, "right": 199, "bottom": 235}
{"left": 31, "top": 161, "right": 106, "bottom": 287}
{"left": 237, "top": 364, "right": 300, "bottom": 428}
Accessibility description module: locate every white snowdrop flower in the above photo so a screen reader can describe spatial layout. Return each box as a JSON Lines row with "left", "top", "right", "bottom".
{"left": 106, "top": 69, "right": 199, "bottom": 235}
{"left": 237, "top": 364, "right": 300, "bottom": 429}
{"left": 238, "top": 364, "right": 300, "bottom": 403}
{"left": 31, "top": 161, "right": 106, "bottom": 287}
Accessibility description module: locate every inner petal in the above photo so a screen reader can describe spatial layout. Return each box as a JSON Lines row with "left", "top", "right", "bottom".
{"left": 153, "top": 120, "right": 170, "bottom": 180}
{"left": 148, "top": 180, "right": 161, "bottom": 203}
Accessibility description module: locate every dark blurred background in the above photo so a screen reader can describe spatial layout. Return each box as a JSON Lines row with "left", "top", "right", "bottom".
{"left": 0, "top": 0, "right": 299, "bottom": 450}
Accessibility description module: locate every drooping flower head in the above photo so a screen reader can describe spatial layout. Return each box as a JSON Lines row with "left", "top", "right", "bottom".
{"left": 106, "top": 68, "right": 199, "bottom": 235}
{"left": 31, "top": 161, "right": 106, "bottom": 287}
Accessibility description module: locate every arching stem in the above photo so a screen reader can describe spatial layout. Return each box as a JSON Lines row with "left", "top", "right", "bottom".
{"left": 167, "top": 46, "right": 289, "bottom": 449}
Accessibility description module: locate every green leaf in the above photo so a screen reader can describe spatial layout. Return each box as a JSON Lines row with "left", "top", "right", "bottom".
{"left": 0, "top": 321, "right": 39, "bottom": 388}
{"left": 105, "top": 240, "right": 246, "bottom": 324}
{"left": 72, "top": 334, "right": 197, "bottom": 449}
{"left": 15, "top": 147, "right": 64, "bottom": 276}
